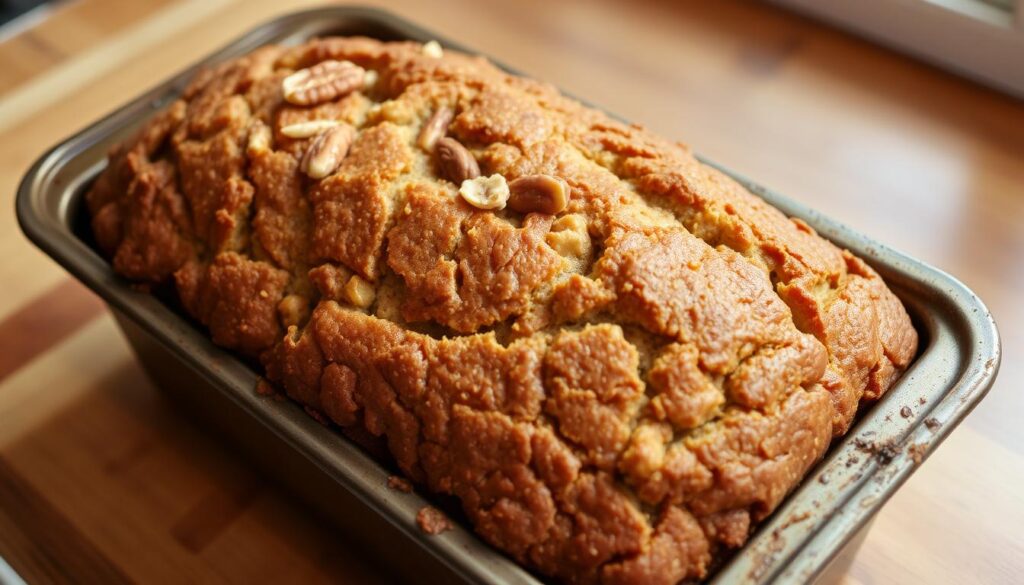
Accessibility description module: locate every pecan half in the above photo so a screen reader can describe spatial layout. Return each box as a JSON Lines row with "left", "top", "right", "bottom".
{"left": 301, "top": 124, "right": 356, "bottom": 179}
{"left": 417, "top": 107, "right": 454, "bottom": 151}
{"left": 281, "top": 119, "right": 339, "bottom": 138}
{"left": 282, "top": 60, "right": 365, "bottom": 107}
{"left": 459, "top": 175, "right": 510, "bottom": 210}
{"left": 247, "top": 121, "right": 272, "bottom": 155}
{"left": 507, "top": 174, "right": 571, "bottom": 215}
{"left": 436, "top": 137, "right": 479, "bottom": 183}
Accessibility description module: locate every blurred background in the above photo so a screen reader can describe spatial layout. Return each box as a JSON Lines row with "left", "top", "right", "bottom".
{"left": 3, "top": 0, "right": 1022, "bottom": 94}
{"left": 772, "top": 0, "right": 1023, "bottom": 97}
{"left": 0, "top": 1, "right": 1020, "bottom": 584}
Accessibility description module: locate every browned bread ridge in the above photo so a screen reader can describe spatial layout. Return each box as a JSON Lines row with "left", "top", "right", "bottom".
{"left": 86, "top": 37, "right": 918, "bottom": 584}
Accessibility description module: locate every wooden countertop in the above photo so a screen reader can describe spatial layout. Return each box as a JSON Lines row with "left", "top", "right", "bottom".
{"left": 1, "top": 0, "right": 1021, "bottom": 583}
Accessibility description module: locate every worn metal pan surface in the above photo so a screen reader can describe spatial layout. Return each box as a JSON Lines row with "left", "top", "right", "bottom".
{"left": 16, "top": 7, "right": 1001, "bottom": 584}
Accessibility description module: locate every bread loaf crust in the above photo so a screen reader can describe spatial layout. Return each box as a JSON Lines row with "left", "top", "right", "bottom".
{"left": 87, "top": 37, "right": 917, "bottom": 584}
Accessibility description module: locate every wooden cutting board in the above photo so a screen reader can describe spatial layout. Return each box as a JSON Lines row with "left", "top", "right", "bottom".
{"left": 1, "top": 0, "right": 1021, "bottom": 583}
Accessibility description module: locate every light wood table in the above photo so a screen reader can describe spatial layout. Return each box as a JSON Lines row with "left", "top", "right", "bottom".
{"left": 1, "top": 0, "right": 1021, "bottom": 583}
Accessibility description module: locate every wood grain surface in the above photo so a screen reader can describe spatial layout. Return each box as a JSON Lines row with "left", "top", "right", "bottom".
{"left": 0, "top": 0, "right": 1021, "bottom": 583}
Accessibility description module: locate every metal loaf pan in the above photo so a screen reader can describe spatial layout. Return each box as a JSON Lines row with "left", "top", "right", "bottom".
{"left": 16, "top": 7, "right": 1001, "bottom": 584}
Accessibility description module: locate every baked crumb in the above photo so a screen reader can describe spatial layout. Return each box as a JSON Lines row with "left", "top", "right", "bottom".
{"left": 304, "top": 406, "right": 330, "bottom": 427}
{"left": 854, "top": 438, "right": 900, "bottom": 466}
{"left": 417, "top": 506, "right": 452, "bottom": 535}
{"left": 387, "top": 475, "right": 413, "bottom": 493}
{"left": 255, "top": 378, "right": 277, "bottom": 397}
{"left": 908, "top": 443, "right": 927, "bottom": 466}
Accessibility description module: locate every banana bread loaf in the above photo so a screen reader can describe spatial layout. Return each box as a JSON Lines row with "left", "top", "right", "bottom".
{"left": 86, "top": 37, "right": 918, "bottom": 584}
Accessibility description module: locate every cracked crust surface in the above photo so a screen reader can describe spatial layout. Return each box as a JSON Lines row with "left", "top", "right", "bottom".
{"left": 86, "top": 37, "right": 918, "bottom": 584}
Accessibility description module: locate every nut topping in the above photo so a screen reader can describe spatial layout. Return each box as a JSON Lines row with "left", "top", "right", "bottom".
{"left": 436, "top": 137, "right": 480, "bottom": 183}
{"left": 417, "top": 107, "right": 454, "bottom": 151}
{"left": 301, "top": 124, "right": 356, "bottom": 179}
{"left": 277, "top": 294, "right": 310, "bottom": 328}
{"left": 363, "top": 69, "right": 379, "bottom": 90}
{"left": 246, "top": 121, "right": 272, "bottom": 155}
{"left": 422, "top": 40, "right": 444, "bottom": 59}
{"left": 281, "top": 119, "right": 339, "bottom": 138}
{"left": 459, "top": 175, "right": 510, "bottom": 210}
{"left": 344, "top": 275, "right": 376, "bottom": 309}
{"left": 282, "top": 60, "right": 365, "bottom": 106}
{"left": 507, "top": 174, "right": 571, "bottom": 215}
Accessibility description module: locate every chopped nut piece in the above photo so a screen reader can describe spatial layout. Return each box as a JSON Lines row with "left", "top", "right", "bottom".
{"left": 281, "top": 119, "right": 339, "bottom": 138}
{"left": 545, "top": 214, "right": 591, "bottom": 260}
{"left": 459, "top": 174, "right": 510, "bottom": 210}
{"left": 344, "top": 275, "right": 376, "bottom": 308}
{"left": 436, "top": 137, "right": 479, "bottom": 183}
{"left": 282, "top": 60, "right": 365, "bottom": 106}
{"left": 247, "top": 121, "right": 272, "bottom": 154}
{"left": 422, "top": 40, "right": 444, "bottom": 59}
{"left": 301, "top": 124, "right": 356, "bottom": 179}
{"left": 277, "top": 294, "right": 310, "bottom": 328}
{"left": 508, "top": 174, "right": 571, "bottom": 215}
{"left": 363, "top": 69, "right": 379, "bottom": 90}
{"left": 417, "top": 107, "right": 454, "bottom": 151}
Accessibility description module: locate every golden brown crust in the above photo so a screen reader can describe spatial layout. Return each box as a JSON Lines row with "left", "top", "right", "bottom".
{"left": 86, "top": 37, "right": 918, "bottom": 584}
